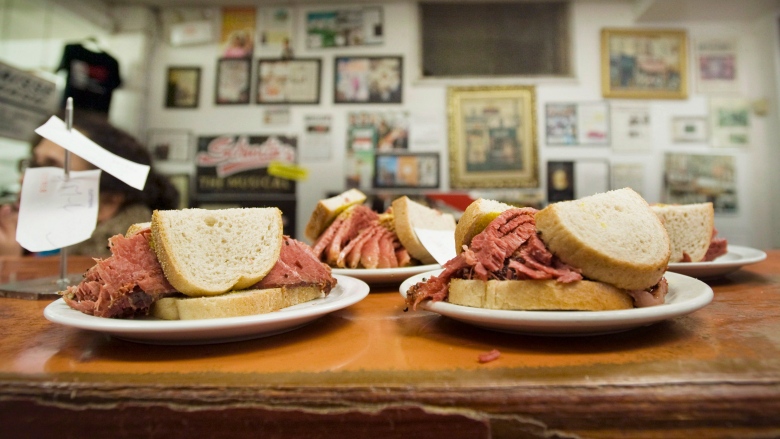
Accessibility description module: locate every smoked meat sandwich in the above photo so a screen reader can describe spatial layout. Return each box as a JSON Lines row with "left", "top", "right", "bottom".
{"left": 62, "top": 208, "right": 336, "bottom": 320}
{"left": 650, "top": 202, "right": 728, "bottom": 262}
{"left": 406, "top": 188, "right": 672, "bottom": 311}
{"left": 306, "top": 190, "right": 456, "bottom": 268}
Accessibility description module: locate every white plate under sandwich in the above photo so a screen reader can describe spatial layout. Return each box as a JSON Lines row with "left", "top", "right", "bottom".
{"left": 399, "top": 270, "right": 713, "bottom": 336}
{"left": 666, "top": 245, "right": 767, "bottom": 279}
{"left": 332, "top": 264, "right": 440, "bottom": 284}
{"left": 44, "top": 274, "right": 369, "bottom": 345}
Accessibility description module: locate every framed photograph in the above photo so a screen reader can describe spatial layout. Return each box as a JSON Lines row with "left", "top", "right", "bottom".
{"left": 710, "top": 97, "right": 750, "bottom": 148}
{"left": 307, "top": 7, "right": 383, "bottom": 48}
{"left": 166, "top": 174, "right": 191, "bottom": 209}
{"left": 334, "top": 56, "right": 402, "bottom": 104}
{"left": 664, "top": 152, "right": 737, "bottom": 212}
{"left": 165, "top": 67, "right": 200, "bottom": 108}
{"left": 695, "top": 38, "right": 739, "bottom": 94}
{"left": 146, "top": 129, "right": 192, "bottom": 162}
{"left": 601, "top": 28, "right": 688, "bottom": 99}
{"left": 671, "top": 116, "right": 708, "bottom": 143}
{"left": 215, "top": 58, "right": 251, "bottom": 104}
{"left": 374, "top": 152, "right": 439, "bottom": 189}
{"left": 547, "top": 161, "right": 574, "bottom": 203}
{"left": 256, "top": 59, "right": 321, "bottom": 104}
{"left": 546, "top": 102, "right": 609, "bottom": 146}
{"left": 610, "top": 102, "right": 653, "bottom": 152}
{"left": 447, "top": 85, "right": 538, "bottom": 189}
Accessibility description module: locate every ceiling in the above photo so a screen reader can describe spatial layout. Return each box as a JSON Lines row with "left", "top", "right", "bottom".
{"left": 99, "top": 0, "right": 780, "bottom": 22}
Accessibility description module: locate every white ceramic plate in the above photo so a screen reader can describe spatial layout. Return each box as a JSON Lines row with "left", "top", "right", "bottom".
{"left": 332, "top": 264, "right": 440, "bottom": 284}
{"left": 666, "top": 245, "right": 767, "bottom": 279}
{"left": 399, "top": 271, "right": 713, "bottom": 336}
{"left": 44, "top": 275, "right": 369, "bottom": 345}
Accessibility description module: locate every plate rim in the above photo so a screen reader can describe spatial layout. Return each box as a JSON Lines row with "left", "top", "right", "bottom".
{"left": 667, "top": 245, "right": 766, "bottom": 270}
{"left": 399, "top": 270, "right": 713, "bottom": 332}
{"left": 43, "top": 274, "right": 369, "bottom": 339}
{"left": 332, "top": 263, "right": 441, "bottom": 282}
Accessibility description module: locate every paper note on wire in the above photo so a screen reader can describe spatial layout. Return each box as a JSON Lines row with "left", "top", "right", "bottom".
{"left": 16, "top": 168, "right": 100, "bottom": 252}
{"left": 34, "top": 116, "right": 150, "bottom": 190}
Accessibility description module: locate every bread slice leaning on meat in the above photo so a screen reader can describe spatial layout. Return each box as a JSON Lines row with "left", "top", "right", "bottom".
{"left": 406, "top": 188, "right": 672, "bottom": 312}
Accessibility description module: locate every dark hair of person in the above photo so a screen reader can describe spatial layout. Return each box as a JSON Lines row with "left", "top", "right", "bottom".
{"left": 30, "top": 111, "right": 180, "bottom": 211}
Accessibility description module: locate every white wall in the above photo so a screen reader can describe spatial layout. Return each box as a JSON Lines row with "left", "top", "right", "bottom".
{"left": 146, "top": 1, "right": 779, "bottom": 248}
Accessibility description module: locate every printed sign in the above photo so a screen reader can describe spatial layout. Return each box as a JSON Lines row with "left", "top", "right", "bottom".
{"left": 195, "top": 135, "right": 297, "bottom": 195}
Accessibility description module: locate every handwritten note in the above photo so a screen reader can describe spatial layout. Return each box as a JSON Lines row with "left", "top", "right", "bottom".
{"left": 414, "top": 228, "right": 457, "bottom": 266}
{"left": 34, "top": 116, "right": 150, "bottom": 190}
{"left": 16, "top": 168, "right": 100, "bottom": 252}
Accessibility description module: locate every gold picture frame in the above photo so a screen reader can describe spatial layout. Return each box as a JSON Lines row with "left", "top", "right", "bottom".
{"left": 601, "top": 28, "right": 688, "bottom": 99}
{"left": 447, "top": 85, "right": 538, "bottom": 189}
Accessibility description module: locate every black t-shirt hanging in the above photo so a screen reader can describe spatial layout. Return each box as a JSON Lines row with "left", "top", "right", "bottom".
{"left": 57, "top": 43, "right": 122, "bottom": 114}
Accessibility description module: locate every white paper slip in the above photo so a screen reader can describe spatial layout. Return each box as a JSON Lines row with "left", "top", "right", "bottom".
{"left": 414, "top": 228, "right": 457, "bottom": 266}
{"left": 16, "top": 167, "right": 100, "bottom": 252}
{"left": 34, "top": 116, "right": 150, "bottom": 190}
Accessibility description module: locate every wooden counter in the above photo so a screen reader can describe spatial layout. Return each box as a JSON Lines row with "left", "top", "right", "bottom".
{"left": 1, "top": 253, "right": 779, "bottom": 438}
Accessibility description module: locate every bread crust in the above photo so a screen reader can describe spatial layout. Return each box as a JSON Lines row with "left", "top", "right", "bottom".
{"left": 392, "top": 196, "right": 456, "bottom": 264}
{"left": 151, "top": 285, "right": 323, "bottom": 320}
{"left": 449, "top": 278, "right": 634, "bottom": 311}
{"left": 305, "top": 189, "right": 366, "bottom": 242}
{"left": 651, "top": 203, "right": 714, "bottom": 262}
{"left": 535, "top": 188, "right": 670, "bottom": 291}
{"left": 151, "top": 208, "right": 283, "bottom": 296}
{"left": 454, "top": 199, "right": 514, "bottom": 254}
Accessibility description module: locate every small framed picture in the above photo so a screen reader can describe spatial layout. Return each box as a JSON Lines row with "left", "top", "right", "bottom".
{"left": 546, "top": 102, "right": 610, "bottom": 146}
{"left": 374, "top": 152, "right": 439, "bottom": 189}
{"left": 146, "top": 129, "right": 192, "bottom": 162}
{"left": 601, "top": 28, "right": 688, "bottom": 100}
{"left": 448, "top": 85, "right": 538, "bottom": 189}
{"left": 216, "top": 58, "right": 251, "bottom": 105}
{"left": 256, "top": 58, "right": 321, "bottom": 104}
{"left": 671, "top": 116, "right": 708, "bottom": 143}
{"left": 165, "top": 67, "right": 200, "bottom": 108}
{"left": 335, "top": 56, "right": 402, "bottom": 104}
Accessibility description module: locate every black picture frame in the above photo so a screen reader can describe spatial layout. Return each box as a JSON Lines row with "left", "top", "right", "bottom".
{"left": 215, "top": 58, "right": 251, "bottom": 105}
{"left": 374, "top": 152, "right": 439, "bottom": 189}
{"left": 256, "top": 58, "right": 322, "bottom": 105}
{"left": 165, "top": 66, "right": 201, "bottom": 108}
{"left": 334, "top": 56, "right": 402, "bottom": 104}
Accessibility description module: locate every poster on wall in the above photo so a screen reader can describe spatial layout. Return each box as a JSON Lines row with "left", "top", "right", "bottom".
{"left": 221, "top": 7, "right": 256, "bottom": 58}
{"left": 334, "top": 56, "right": 402, "bottom": 104}
{"left": 301, "top": 114, "right": 333, "bottom": 161}
{"left": 374, "top": 152, "right": 439, "bottom": 189}
{"left": 256, "top": 59, "right": 321, "bottom": 104}
{"left": 545, "top": 102, "right": 609, "bottom": 146}
{"left": 345, "top": 111, "right": 409, "bottom": 189}
{"left": 547, "top": 161, "right": 574, "bottom": 203}
{"left": 709, "top": 97, "right": 750, "bottom": 148}
{"left": 695, "top": 38, "right": 739, "bottom": 94}
{"left": 165, "top": 67, "right": 200, "bottom": 108}
{"left": 216, "top": 58, "right": 251, "bottom": 104}
{"left": 195, "top": 134, "right": 297, "bottom": 196}
{"left": 258, "top": 7, "right": 293, "bottom": 49}
{"left": 306, "top": 7, "right": 383, "bottom": 48}
{"left": 663, "top": 152, "right": 737, "bottom": 212}
{"left": 610, "top": 103, "right": 652, "bottom": 152}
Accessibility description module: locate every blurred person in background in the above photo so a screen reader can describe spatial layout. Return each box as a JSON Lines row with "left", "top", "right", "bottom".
{"left": 0, "top": 111, "right": 180, "bottom": 257}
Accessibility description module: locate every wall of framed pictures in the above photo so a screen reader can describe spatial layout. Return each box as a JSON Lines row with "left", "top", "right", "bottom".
{"left": 142, "top": 1, "right": 779, "bottom": 248}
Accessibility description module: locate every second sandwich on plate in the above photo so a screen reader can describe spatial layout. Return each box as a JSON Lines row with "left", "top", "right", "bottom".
{"left": 305, "top": 189, "right": 456, "bottom": 269}
{"left": 406, "top": 188, "right": 672, "bottom": 312}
